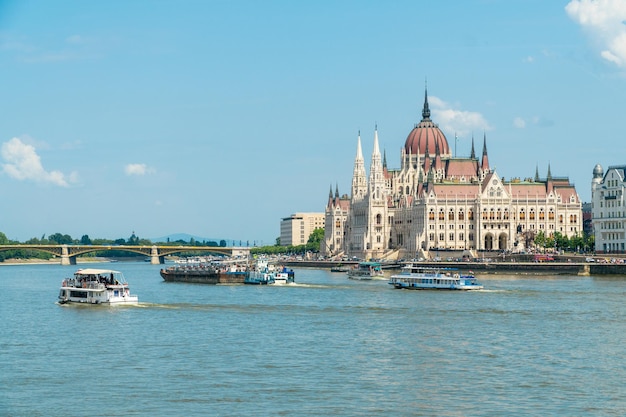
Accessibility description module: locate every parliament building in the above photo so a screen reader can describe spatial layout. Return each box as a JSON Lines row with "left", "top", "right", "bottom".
{"left": 321, "top": 89, "right": 583, "bottom": 260}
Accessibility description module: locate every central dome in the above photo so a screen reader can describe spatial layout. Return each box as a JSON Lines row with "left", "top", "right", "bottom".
{"left": 404, "top": 90, "right": 450, "bottom": 157}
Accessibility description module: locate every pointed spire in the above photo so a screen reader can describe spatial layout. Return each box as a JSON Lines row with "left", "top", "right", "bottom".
{"left": 372, "top": 126, "right": 380, "bottom": 157}
{"left": 352, "top": 131, "right": 367, "bottom": 200}
{"left": 482, "top": 132, "right": 488, "bottom": 156}
{"left": 534, "top": 165, "right": 540, "bottom": 182}
{"left": 470, "top": 135, "right": 476, "bottom": 159}
{"left": 356, "top": 130, "right": 363, "bottom": 160}
{"left": 335, "top": 183, "right": 339, "bottom": 198}
{"left": 421, "top": 84, "right": 431, "bottom": 121}
{"left": 383, "top": 149, "right": 387, "bottom": 169}
{"left": 329, "top": 184, "right": 333, "bottom": 198}
{"left": 547, "top": 163, "right": 552, "bottom": 181}
{"left": 481, "top": 132, "right": 490, "bottom": 172}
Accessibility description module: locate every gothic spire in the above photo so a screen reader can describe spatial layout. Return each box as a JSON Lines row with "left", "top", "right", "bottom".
{"left": 470, "top": 135, "right": 476, "bottom": 159}
{"left": 421, "top": 84, "right": 431, "bottom": 121}
{"left": 534, "top": 165, "right": 540, "bottom": 182}
{"left": 482, "top": 132, "right": 488, "bottom": 156}
{"left": 372, "top": 125, "right": 381, "bottom": 157}
{"left": 481, "top": 133, "right": 490, "bottom": 172}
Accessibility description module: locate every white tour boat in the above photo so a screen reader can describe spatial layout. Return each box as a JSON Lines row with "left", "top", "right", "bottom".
{"left": 388, "top": 264, "right": 483, "bottom": 290}
{"left": 58, "top": 268, "right": 139, "bottom": 305}
{"left": 347, "top": 262, "right": 385, "bottom": 280}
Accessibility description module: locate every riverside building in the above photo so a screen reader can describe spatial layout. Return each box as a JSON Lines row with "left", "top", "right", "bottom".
{"left": 591, "top": 164, "right": 625, "bottom": 253}
{"left": 280, "top": 212, "right": 325, "bottom": 246}
{"left": 322, "top": 89, "right": 583, "bottom": 260}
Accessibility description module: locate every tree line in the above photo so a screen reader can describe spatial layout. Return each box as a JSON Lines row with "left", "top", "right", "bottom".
{"left": 0, "top": 228, "right": 326, "bottom": 261}
{"left": 0, "top": 231, "right": 232, "bottom": 261}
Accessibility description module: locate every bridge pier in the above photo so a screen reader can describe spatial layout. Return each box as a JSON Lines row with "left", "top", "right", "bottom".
{"left": 151, "top": 246, "right": 163, "bottom": 264}
{"left": 60, "top": 245, "right": 77, "bottom": 265}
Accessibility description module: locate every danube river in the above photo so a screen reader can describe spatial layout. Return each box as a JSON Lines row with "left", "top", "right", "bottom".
{"left": 1, "top": 262, "right": 625, "bottom": 416}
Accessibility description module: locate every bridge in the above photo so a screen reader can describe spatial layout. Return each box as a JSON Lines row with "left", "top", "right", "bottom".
{"left": 0, "top": 244, "right": 250, "bottom": 265}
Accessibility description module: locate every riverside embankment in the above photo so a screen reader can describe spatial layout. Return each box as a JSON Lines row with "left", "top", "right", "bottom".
{"left": 284, "top": 260, "right": 626, "bottom": 276}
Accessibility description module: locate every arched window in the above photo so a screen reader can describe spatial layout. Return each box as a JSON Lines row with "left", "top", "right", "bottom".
{"left": 468, "top": 210, "right": 474, "bottom": 220}
{"left": 459, "top": 210, "right": 465, "bottom": 221}
{"left": 376, "top": 214, "right": 382, "bottom": 225}
{"left": 448, "top": 210, "right": 454, "bottom": 221}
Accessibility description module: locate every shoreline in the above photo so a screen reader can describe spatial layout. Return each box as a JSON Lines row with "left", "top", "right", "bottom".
{"left": 284, "top": 260, "right": 626, "bottom": 276}
{"left": 0, "top": 257, "right": 111, "bottom": 266}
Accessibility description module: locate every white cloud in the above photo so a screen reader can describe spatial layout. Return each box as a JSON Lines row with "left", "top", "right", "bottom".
{"left": 124, "top": 163, "right": 155, "bottom": 176}
{"left": 429, "top": 96, "right": 491, "bottom": 138}
{"left": 513, "top": 117, "right": 526, "bottom": 128}
{"left": 566, "top": 0, "right": 626, "bottom": 68}
{"left": 1, "top": 137, "right": 72, "bottom": 187}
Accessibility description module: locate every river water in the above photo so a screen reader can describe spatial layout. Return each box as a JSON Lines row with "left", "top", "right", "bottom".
{"left": 1, "top": 262, "right": 625, "bottom": 416}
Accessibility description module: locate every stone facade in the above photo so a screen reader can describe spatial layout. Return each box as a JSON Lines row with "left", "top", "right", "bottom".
{"left": 322, "top": 90, "right": 583, "bottom": 260}
{"left": 591, "top": 164, "right": 626, "bottom": 253}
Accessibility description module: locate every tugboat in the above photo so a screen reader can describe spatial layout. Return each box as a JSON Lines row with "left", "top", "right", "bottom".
{"left": 58, "top": 269, "right": 138, "bottom": 305}
{"left": 244, "top": 258, "right": 295, "bottom": 285}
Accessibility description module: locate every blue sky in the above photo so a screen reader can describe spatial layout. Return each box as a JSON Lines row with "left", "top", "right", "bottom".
{"left": 1, "top": 0, "right": 625, "bottom": 245}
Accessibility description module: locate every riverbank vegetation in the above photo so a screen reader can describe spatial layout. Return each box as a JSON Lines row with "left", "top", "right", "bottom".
{"left": 0, "top": 228, "right": 326, "bottom": 261}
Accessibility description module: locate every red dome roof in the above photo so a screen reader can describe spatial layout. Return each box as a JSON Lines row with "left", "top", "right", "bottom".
{"left": 404, "top": 88, "right": 451, "bottom": 157}
{"left": 404, "top": 119, "right": 450, "bottom": 156}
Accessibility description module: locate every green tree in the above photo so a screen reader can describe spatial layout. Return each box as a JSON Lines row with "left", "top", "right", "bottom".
{"left": 534, "top": 231, "right": 546, "bottom": 251}
{"left": 80, "top": 234, "right": 92, "bottom": 245}
{"left": 0, "top": 231, "right": 8, "bottom": 245}
{"left": 306, "top": 228, "right": 325, "bottom": 252}
{"left": 48, "top": 233, "right": 73, "bottom": 244}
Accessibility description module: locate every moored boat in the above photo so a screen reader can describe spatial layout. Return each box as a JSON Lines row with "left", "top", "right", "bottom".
{"left": 58, "top": 268, "right": 138, "bottom": 305}
{"left": 330, "top": 264, "right": 350, "bottom": 273}
{"left": 245, "top": 258, "right": 295, "bottom": 285}
{"left": 347, "top": 262, "right": 385, "bottom": 280}
{"left": 388, "top": 264, "right": 483, "bottom": 290}
{"left": 160, "top": 261, "right": 249, "bottom": 284}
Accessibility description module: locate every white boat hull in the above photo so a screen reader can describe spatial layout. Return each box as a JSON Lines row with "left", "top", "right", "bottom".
{"left": 389, "top": 264, "right": 483, "bottom": 291}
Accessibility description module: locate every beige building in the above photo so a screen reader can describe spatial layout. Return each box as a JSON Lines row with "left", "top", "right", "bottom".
{"left": 280, "top": 212, "right": 325, "bottom": 246}
{"left": 322, "top": 89, "right": 583, "bottom": 260}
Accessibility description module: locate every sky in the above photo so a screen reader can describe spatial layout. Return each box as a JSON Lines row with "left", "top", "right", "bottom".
{"left": 1, "top": 0, "right": 626, "bottom": 245}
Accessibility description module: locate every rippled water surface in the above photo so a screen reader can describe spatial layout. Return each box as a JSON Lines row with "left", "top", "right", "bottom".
{"left": 1, "top": 262, "right": 626, "bottom": 416}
